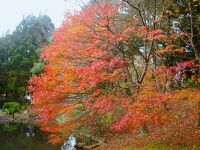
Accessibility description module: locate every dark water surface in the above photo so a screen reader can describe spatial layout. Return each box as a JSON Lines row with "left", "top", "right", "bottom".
{"left": 0, "top": 123, "right": 60, "bottom": 150}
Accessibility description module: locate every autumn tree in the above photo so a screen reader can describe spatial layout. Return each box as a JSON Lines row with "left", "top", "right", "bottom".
{"left": 29, "top": 1, "right": 170, "bottom": 142}
{"left": 29, "top": 0, "right": 200, "bottom": 146}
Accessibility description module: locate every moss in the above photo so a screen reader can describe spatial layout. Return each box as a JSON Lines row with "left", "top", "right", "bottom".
{"left": 147, "top": 142, "right": 170, "bottom": 150}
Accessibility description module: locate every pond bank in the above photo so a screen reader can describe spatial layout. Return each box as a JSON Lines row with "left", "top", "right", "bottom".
{"left": 0, "top": 110, "right": 33, "bottom": 123}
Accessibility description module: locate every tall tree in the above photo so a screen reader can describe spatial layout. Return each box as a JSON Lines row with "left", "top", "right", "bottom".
{"left": 0, "top": 15, "right": 55, "bottom": 103}
{"left": 29, "top": 0, "right": 200, "bottom": 146}
{"left": 0, "top": 33, "right": 12, "bottom": 104}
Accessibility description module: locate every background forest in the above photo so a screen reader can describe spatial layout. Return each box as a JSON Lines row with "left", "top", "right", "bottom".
{"left": 0, "top": 15, "right": 54, "bottom": 105}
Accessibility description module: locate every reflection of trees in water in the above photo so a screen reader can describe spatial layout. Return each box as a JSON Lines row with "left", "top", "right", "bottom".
{"left": 2, "top": 122, "right": 19, "bottom": 132}
{"left": 61, "top": 135, "right": 77, "bottom": 150}
{"left": 0, "top": 123, "right": 60, "bottom": 150}
{"left": 25, "top": 125, "right": 35, "bottom": 138}
{"left": 1, "top": 123, "right": 36, "bottom": 138}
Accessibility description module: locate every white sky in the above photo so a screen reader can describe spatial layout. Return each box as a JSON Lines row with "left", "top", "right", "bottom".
{"left": 0, "top": 0, "right": 89, "bottom": 35}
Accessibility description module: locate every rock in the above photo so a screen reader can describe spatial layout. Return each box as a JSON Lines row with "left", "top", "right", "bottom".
{"left": 61, "top": 135, "right": 77, "bottom": 150}
{"left": 23, "top": 110, "right": 29, "bottom": 115}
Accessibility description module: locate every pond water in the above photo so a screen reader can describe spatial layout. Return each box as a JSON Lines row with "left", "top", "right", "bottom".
{"left": 0, "top": 122, "right": 60, "bottom": 150}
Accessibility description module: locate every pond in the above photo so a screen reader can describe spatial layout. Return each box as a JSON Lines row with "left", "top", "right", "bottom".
{"left": 0, "top": 122, "right": 60, "bottom": 150}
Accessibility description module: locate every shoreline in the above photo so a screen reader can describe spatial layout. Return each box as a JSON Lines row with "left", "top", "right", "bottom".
{"left": 0, "top": 110, "right": 34, "bottom": 123}
{"left": 0, "top": 116, "right": 33, "bottom": 123}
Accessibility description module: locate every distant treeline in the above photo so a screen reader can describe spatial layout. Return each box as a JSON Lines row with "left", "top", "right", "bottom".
{"left": 0, "top": 15, "right": 55, "bottom": 106}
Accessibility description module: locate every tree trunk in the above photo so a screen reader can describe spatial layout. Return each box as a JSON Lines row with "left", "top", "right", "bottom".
{"left": 141, "top": 121, "right": 149, "bottom": 135}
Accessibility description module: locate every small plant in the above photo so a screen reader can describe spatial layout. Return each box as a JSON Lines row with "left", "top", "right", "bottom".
{"left": 3, "top": 102, "right": 21, "bottom": 119}
{"left": 2, "top": 123, "right": 19, "bottom": 132}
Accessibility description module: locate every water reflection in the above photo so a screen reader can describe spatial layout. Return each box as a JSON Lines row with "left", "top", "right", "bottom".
{"left": 0, "top": 123, "right": 60, "bottom": 150}
{"left": 25, "top": 125, "right": 35, "bottom": 138}
{"left": 61, "top": 135, "right": 77, "bottom": 150}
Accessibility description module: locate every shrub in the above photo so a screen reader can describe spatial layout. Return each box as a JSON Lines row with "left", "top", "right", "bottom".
{"left": 3, "top": 102, "right": 21, "bottom": 119}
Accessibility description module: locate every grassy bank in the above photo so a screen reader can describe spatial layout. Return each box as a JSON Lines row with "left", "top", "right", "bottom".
{"left": 0, "top": 109, "right": 32, "bottom": 123}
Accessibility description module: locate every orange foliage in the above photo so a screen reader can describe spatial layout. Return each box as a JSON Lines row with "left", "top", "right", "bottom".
{"left": 29, "top": 2, "right": 200, "bottom": 144}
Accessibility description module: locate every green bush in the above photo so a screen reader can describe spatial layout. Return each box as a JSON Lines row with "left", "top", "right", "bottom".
{"left": 3, "top": 102, "right": 21, "bottom": 119}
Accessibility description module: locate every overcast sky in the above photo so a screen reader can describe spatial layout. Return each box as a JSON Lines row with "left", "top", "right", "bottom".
{"left": 0, "top": 0, "right": 89, "bottom": 35}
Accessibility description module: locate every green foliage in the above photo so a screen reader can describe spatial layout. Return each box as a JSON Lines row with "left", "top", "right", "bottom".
{"left": 30, "top": 61, "right": 45, "bottom": 75}
{"left": 3, "top": 102, "right": 21, "bottom": 118}
{"left": 2, "top": 123, "right": 19, "bottom": 132}
{"left": 100, "top": 112, "right": 114, "bottom": 127}
{"left": 147, "top": 142, "right": 170, "bottom": 150}
{"left": 186, "top": 78, "right": 198, "bottom": 88}
{"left": 0, "top": 15, "right": 55, "bottom": 103}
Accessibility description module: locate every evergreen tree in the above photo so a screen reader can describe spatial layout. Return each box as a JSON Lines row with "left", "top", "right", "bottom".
{"left": 0, "top": 15, "right": 55, "bottom": 104}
